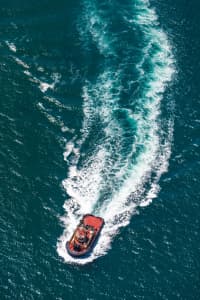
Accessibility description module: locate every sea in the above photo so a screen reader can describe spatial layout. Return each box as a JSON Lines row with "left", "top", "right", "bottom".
{"left": 0, "top": 0, "right": 200, "bottom": 299}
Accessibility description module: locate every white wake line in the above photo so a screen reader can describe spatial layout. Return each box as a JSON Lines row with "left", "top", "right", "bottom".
{"left": 5, "top": 41, "right": 76, "bottom": 134}
{"left": 5, "top": 40, "right": 61, "bottom": 94}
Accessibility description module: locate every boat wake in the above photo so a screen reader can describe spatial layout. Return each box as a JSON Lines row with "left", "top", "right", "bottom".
{"left": 57, "top": 0, "right": 175, "bottom": 264}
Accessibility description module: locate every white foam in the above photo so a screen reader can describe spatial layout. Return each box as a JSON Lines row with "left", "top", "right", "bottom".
{"left": 12, "top": 57, "right": 29, "bottom": 69}
{"left": 63, "top": 140, "right": 76, "bottom": 161}
{"left": 62, "top": 146, "right": 106, "bottom": 214}
{"left": 77, "top": 0, "right": 116, "bottom": 57}
{"left": 37, "top": 102, "right": 74, "bottom": 133}
{"left": 39, "top": 82, "right": 53, "bottom": 92}
{"left": 38, "top": 73, "right": 61, "bottom": 93}
{"left": 43, "top": 96, "right": 69, "bottom": 110}
{"left": 22, "top": 67, "right": 74, "bottom": 133}
{"left": 6, "top": 41, "right": 17, "bottom": 52}
{"left": 61, "top": 126, "right": 74, "bottom": 133}
{"left": 39, "top": 73, "right": 61, "bottom": 92}
{"left": 23, "top": 67, "right": 61, "bottom": 93}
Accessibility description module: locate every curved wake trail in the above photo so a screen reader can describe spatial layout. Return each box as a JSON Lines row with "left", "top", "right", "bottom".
{"left": 57, "top": 0, "right": 175, "bottom": 264}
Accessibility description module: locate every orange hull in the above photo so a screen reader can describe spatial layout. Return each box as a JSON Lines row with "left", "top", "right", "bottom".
{"left": 66, "top": 214, "right": 104, "bottom": 257}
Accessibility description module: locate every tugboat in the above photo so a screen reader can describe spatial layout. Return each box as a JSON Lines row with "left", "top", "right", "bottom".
{"left": 66, "top": 214, "right": 104, "bottom": 257}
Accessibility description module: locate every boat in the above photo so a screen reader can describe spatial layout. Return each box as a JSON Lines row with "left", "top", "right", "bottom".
{"left": 66, "top": 214, "right": 104, "bottom": 257}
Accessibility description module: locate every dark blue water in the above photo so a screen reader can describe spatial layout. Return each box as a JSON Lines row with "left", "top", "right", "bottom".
{"left": 0, "top": 0, "right": 199, "bottom": 299}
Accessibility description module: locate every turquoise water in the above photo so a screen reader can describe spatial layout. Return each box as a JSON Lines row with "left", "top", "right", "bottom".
{"left": 0, "top": 0, "right": 199, "bottom": 299}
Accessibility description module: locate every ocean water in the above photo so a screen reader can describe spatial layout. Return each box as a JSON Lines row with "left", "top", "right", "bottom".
{"left": 0, "top": 0, "right": 199, "bottom": 299}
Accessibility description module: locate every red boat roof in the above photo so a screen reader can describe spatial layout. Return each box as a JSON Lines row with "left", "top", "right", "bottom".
{"left": 83, "top": 215, "right": 104, "bottom": 230}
